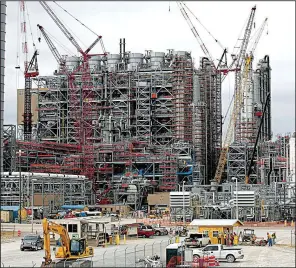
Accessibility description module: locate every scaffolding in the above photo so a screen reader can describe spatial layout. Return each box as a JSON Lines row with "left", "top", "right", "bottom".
{"left": 3, "top": 125, "right": 17, "bottom": 173}
{"left": 195, "top": 58, "right": 222, "bottom": 183}
{"left": 0, "top": 172, "right": 93, "bottom": 213}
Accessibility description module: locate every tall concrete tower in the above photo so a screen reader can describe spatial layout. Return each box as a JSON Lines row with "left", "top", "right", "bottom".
{"left": 0, "top": 1, "right": 7, "bottom": 174}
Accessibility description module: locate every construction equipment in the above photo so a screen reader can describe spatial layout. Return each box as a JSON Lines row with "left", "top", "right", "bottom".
{"left": 242, "top": 228, "right": 255, "bottom": 242}
{"left": 214, "top": 6, "right": 257, "bottom": 184}
{"left": 214, "top": 56, "right": 252, "bottom": 184}
{"left": 41, "top": 218, "right": 94, "bottom": 267}
{"left": 23, "top": 50, "right": 39, "bottom": 141}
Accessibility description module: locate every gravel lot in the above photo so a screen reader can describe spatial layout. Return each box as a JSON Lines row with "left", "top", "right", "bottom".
{"left": 1, "top": 225, "right": 295, "bottom": 267}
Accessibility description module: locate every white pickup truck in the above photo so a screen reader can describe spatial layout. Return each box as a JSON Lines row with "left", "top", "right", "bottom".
{"left": 184, "top": 232, "right": 211, "bottom": 248}
{"left": 191, "top": 244, "right": 244, "bottom": 263}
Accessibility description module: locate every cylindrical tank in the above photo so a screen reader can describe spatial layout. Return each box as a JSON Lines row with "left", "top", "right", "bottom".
{"left": 175, "top": 51, "right": 187, "bottom": 57}
{"left": 89, "top": 55, "right": 102, "bottom": 71}
{"left": 65, "top": 56, "right": 80, "bottom": 72}
{"left": 126, "top": 184, "right": 137, "bottom": 193}
{"left": 150, "top": 52, "right": 165, "bottom": 69}
{"left": 0, "top": 1, "right": 6, "bottom": 174}
{"left": 107, "top": 54, "right": 120, "bottom": 72}
{"left": 128, "top": 53, "right": 143, "bottom": 71}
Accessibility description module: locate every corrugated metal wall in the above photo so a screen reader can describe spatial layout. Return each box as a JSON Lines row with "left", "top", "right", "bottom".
{"left": 0, "top": 1, "right": 7, "bottom": 174}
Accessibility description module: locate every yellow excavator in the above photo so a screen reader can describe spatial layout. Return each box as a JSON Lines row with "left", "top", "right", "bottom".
{"left": 41, "top": 218, "right": 94, "bottom": 267}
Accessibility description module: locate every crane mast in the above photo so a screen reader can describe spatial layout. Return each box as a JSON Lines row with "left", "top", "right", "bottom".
{"left": 214, "top": 56, "right": 252, "bottom": 184}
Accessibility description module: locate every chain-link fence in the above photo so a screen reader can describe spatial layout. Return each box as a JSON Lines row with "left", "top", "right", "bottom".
{"left": 291, "top": 229, "right": 295, "bottom": 247}
{"left": 92, "top": 239, "right": 171, "bottom": 267}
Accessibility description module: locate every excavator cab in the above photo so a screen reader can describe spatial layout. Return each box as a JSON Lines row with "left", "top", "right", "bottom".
{"left": 70, "top": 238, "right": 88, "bottom": 256}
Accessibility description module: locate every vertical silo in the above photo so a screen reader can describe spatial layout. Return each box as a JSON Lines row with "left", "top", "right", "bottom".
{"left": 0, "top": 1, "right": 7, "bottom": 174}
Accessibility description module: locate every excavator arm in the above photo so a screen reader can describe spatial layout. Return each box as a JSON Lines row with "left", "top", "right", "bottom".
{"left": 42, "top": 218, "right": 72, "bottom": 265}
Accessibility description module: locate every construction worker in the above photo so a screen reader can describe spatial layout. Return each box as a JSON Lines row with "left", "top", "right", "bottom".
{"left": 233, "top": 232, "right": 239, "bottom": 246}
{"left": 267, "top": 232, "right": 272, "bottom": 247}
{"left": 218, "top": 232, "right": 222, "bottom": 244}
{"left": 223, "top": 232, "right": 227, "bottom": 245}
{"left": 272, "top": 232, "right": 276, "bottom": 245}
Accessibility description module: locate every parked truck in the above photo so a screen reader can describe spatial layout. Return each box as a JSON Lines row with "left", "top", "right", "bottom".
{"left": 191, "top": 244, "right": 244, "bottom": 263}
{"left": 184, "top": 232, "right": 211, "bottom": 248}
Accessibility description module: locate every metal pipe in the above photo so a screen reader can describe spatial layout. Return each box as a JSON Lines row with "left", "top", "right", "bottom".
{"left": 0, "top": 1, "right": 6, "bottom": 174}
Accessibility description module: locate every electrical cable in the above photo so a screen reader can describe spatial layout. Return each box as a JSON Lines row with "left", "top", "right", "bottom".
{"left": 182, "top": 2, "right": 224, "bottom": 50}
{"left": 24, "top": 1, "right": 36, "bottom": 50}
{"left": 53, "top": 1, "right": 100, "bottom": 38}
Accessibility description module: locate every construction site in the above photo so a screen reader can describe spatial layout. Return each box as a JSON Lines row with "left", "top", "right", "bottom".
{"left": 1, "top": 1, "right": 295, "bottom": 223}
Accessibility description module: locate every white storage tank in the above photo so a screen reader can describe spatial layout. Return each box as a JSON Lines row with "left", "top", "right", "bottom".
{"left": 89, "top": 55, "right": 102, "bottom": 71}
{"left": 128, "top": 53, "right": 143, "bottom": 71}
{"left": 150, "top": 52, "right": 165, "bottom": 70}
{"left": 65, "top": 56, "right": 80, "bottom": 72}
{"left": 127, "top": 184, "right": 137, "bottom": 193}
{"left": 107, "top": 54, "right": 120, "bottom": 72}
{"left": 175, "top": 51, "right": 187, "bottom": 57}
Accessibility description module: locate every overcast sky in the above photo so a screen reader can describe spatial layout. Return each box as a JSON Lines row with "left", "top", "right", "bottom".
{"left": 3, "top": 1, "right": 295, "bottom": 137}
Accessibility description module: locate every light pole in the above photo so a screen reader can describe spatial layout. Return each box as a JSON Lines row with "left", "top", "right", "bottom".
{"left": 183, "top": 181, "right": 185, "bottom": 224}
{"left": 232, "top": 177, "right": 239, "bottom": 221}
{"left": 31, "top": 178, "right": 37, "bottom": 233}
{"left": 18, "top": 149, "right": 22, "bottom": 224}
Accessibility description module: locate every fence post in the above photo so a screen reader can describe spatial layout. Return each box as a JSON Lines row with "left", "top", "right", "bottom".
{"left": 103, "top": 250, "right": 107, "bottom": 267}
{"left": 125, "top": 247, "right": 128, "bottom": 267}
{"left": 135, "top": 244, "right": 139, "bottom": 265}
{"left": 114, "top": 248, "right": 118, "bottom": 267}
{"left": 160, "top": 240, "right": 163, "bottom": 261}
{"left": 152, "top": 241, "right": 156, "bottom": 256}
{"left": 144, "top": 243, "right": 147, "bottom": 256}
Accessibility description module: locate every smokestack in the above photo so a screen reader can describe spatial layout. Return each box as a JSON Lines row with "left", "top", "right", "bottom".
{"left": 0, "top": 1, "right": 7, "bottom": 174}
{"left": 123, "top": 38, "right": 126, "bottom": 58}
{"left": 119, "top": 38, "right": 122, "bottom": 59}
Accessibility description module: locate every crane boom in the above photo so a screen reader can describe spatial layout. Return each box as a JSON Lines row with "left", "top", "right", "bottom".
{"left": 177, "top": 1, "right": 215, "bottom": 68}
{"left": 214, "top": 56, "right": 252, "bottom": 183}
{"left": 39, "top": 1, "right": 84, "bottom": 55}
{"left": 250, "top": 18, "right": 268, "bottom": 56}
{"left": 220, "top": 6, "right": 256, "bottom": 82}
{"left": 37, "top": 24, "right": 65, "bottom": 66}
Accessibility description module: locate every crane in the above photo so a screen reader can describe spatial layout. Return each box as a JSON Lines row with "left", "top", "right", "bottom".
{"left": 214, "top": 56, "right": 252, "bottom": 184}
{"left": 23, "top": 50, "right": 39, "bottom": 141}
{"left": 220, "top": 6, "right": 257, "bottom": 82}
{"left": 177, "top": 1, "right": 216, "bottom": 69}
{"left": 37, "top": 24, "right": 66, "bottom": 71}
{"left": 244, "top": 18, "right": 269, "bottom": 184}
{"left": 42, "top": 218, "right": 94, "bottom": 267}
{"left": 39, "top": 1, "right": 104, "bottom": 57}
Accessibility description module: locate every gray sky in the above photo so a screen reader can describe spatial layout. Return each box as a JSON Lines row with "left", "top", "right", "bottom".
{"left": 4, "top": 1, "right": 295, "bottom": 137}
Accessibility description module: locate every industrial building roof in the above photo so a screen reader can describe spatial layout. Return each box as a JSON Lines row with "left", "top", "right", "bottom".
{"left": 189, "top": 219, "right": 243, "bottom": 226}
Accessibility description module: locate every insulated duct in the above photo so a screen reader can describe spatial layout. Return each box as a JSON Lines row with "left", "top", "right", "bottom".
{"left": 0, "top": 1, "right": 7, "bottom": 174}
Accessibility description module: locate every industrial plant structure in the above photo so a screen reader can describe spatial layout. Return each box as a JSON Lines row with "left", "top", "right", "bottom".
{"left": 1, "top": 2, "right": 295, "bottom": 222}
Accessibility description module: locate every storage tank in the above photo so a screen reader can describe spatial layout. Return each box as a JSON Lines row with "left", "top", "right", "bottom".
{"left": 126, "top": 185, "right": 137, "bottom": 193}
{"left": 89, "top": 55, "right": 102, "bottom": 71}
{"left": 128, "top": 53, "right": 143, "bottom": 71}
{"left": 65, "top": 56, "right": 80, "bottom": 72}
{"left": 150, "top": 52, "right": 165, "bottom": 70}
{"left": 175, "top": 51, "right": 187, "bottom": 57}
{"left": 107, "top": 54, "right": 120, "bottom": 72}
